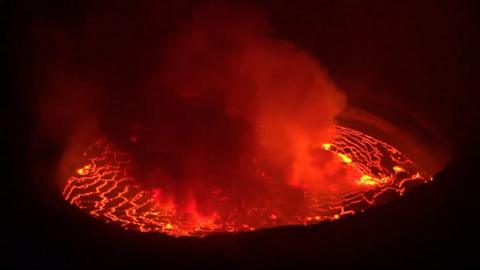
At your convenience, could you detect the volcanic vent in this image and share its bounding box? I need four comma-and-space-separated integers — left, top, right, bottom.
32, 4, 434, 237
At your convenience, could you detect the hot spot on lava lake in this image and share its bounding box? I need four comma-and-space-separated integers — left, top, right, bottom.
63, 125, 430, 237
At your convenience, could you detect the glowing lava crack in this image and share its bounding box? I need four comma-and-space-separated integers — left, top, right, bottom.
63, 126, 431, 237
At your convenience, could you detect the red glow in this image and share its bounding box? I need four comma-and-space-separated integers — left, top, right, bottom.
31, 3, 432, 237
63, 126, 430, 237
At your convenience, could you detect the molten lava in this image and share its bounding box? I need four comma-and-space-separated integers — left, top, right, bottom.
63, 125, 430, 237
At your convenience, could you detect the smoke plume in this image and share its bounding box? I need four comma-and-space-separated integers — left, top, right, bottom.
32, 2, 349, 217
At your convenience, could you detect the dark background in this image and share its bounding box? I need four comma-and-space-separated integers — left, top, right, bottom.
4, 0, 480, 268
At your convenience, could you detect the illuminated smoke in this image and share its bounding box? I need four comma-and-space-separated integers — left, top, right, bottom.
32, 3, 349, 218
132, 3, 347, 215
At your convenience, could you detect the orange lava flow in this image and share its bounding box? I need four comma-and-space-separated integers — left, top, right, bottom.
62, 126, 431, 237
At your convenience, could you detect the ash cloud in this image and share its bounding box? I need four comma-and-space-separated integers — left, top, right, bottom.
32, 2, 348, 216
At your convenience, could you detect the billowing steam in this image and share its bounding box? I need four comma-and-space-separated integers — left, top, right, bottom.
32, 3, 350, 218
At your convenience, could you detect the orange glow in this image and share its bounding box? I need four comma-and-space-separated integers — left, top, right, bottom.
357, 175, 389, 186
393, 166, 405, 172
63, 126, 430, 237
358, 175, 377, 186
76, 164, 91, 176
337, 153, 352, 164
322, 143, 331, 150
